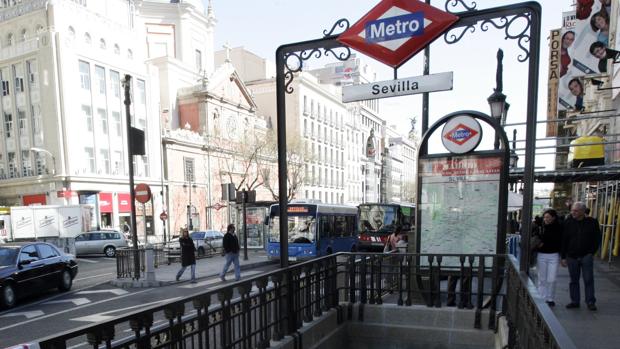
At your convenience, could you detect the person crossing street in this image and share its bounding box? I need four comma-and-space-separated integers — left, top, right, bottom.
220, 224, 241, 282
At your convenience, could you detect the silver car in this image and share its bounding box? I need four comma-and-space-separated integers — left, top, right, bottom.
74, 231, 128, 257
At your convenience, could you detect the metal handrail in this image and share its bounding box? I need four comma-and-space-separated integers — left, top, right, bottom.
36, 252, 576, 348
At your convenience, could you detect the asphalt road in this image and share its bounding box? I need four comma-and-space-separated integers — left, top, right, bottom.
0, 259, 277, 348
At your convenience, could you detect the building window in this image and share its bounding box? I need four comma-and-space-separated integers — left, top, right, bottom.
99, 38, 106, 50
142, 155, 149, 177
35, 152, 44, 175
79, 61, 90, 90
4, 112, 12, 138
84, 33, 91, 44
184, 157, 195, 182
17, 109, 26, 136
303, 95, 308, 114
8, 153, 16, 178
82, 105, 92, 132
27, 59, 38, 86
127, 49, 133, 59
114, 44, 120, 55
110, 70, 120, 98
7, 33, 13, 46
67, 26, 75, 39
98, 108, 108, 134
100, 149, 109, 174
84, 147, 95, 173
136, 79, 146, 105
303, 119, 307, 136
95, 66, 105, 95
12, 64, 24, 93
195, 49, 202, 71
21, 151, 31, 176
113, 151, 123, 175
112, 111, 121, 136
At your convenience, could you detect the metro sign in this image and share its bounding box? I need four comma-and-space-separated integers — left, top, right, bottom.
338, 0, 458, 67
444, 124, 478, 145
441, 115, 482, 154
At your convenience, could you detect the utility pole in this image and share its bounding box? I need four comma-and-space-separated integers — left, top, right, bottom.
123, 75, 140, 280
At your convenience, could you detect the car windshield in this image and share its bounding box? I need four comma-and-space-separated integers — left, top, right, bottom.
0, 247, 18, 266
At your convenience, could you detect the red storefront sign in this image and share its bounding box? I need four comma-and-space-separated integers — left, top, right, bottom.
57, 190, 75, 198
117, 193, 131, 213
23, 194, 47, 205
99, 192, 113, 213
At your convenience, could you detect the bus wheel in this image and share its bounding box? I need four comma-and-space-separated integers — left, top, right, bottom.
326, 248, 333, 255
350, 245, 358, 252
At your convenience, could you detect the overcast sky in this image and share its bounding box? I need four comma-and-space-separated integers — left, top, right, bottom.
208, 0, 570, 168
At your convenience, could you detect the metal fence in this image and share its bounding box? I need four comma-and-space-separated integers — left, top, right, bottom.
38, 252, 575, 348
116, 244, 167, 279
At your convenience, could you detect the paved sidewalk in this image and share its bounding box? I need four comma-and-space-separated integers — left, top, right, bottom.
537, 256, 620, 349
111, 249, 276, 288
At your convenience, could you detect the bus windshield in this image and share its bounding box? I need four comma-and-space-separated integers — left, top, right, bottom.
359, 205, 397, 233
269, 215, 316, 244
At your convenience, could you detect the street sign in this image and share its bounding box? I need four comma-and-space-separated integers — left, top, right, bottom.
441, 115, 482, 154
342, 71, 452, 102
213, 203, 226, 211
338, 0, 458, 67
134, 183, 152, 204
159, 211, 168, 221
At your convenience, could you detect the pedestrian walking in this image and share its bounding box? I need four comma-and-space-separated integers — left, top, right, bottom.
535, 209, 563, 307
561, 201, 602, 311
220, 224, 240, 282
176, 228, 197, 283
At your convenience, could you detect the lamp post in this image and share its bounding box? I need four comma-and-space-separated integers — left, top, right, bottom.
487, 49, 510, 150
30, 147, 56, 176
510, 129, 519, 169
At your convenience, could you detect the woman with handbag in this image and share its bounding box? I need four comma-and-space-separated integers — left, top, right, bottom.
175, 228, 197, 283
536, 209, 563, 306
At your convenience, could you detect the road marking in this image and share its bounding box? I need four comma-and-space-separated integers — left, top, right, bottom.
76, 289, 128, 296
0, 288, 152, 332
71, 298, 181, 323
76, 258, 98, 264
0, 310, 44, 319
179, 270, 265, 289
75, 273, 114, 282
43, 298, 91, 306
104, 258, 116, 261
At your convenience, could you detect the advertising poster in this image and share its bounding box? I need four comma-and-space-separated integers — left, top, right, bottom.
419, 156, 501, 264
547, 29, 561, 137
558, 1, 612, 111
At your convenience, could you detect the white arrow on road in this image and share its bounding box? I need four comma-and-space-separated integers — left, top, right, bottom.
71, 297, 181, 323
43, 298, 91, 306
0, 310, 44, 319
76, 289, 128, 296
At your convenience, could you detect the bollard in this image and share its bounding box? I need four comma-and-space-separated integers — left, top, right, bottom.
144, 245, 156, 282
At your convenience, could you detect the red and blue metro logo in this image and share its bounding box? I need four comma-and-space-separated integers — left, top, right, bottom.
443, 123, 479, 146
338, 0, 458, 67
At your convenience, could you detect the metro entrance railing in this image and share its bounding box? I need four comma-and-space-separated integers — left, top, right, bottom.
34, 252, 574, 349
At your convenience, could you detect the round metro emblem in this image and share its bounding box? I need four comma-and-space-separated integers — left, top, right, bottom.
441, 115, 482, 154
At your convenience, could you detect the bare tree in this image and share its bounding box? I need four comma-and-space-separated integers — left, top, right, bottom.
261, 130, 311, 202
401, 180, 417, 203
215, 130, 270, 193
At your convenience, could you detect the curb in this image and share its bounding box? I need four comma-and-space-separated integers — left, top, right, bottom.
110, 259, 277, 288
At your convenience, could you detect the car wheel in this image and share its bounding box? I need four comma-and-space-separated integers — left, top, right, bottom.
1, 283, 16, 309
197, 247, 205, 257
58, 270, 73, 291
104, 246, 116, 257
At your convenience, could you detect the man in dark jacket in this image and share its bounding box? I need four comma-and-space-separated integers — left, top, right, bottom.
220, 224, 240, 281
561, 201, 602, 310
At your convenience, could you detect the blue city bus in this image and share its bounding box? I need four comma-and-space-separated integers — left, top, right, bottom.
266, 202, 358, 261
357, 203, 416, 252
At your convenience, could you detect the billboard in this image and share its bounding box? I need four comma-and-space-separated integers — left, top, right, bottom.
547, 29, 561, 137
558, 1, 613, 112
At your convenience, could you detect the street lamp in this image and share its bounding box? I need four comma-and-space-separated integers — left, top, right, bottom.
488, 49, 510, 149
510, 129, 519, 169
30, 147, 56, 175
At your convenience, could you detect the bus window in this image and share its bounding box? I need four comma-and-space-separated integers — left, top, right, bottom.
334, 216, 346, 237
346, 216, 356, 237
319, 216, 333, 239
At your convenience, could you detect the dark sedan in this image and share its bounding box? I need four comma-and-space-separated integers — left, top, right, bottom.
0, 242, 78, 308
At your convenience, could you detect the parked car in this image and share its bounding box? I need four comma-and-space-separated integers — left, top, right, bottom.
74, 230, 128, 257
0, 242, 78, 308
164, 230, 224, 263
191, 230, 224, 256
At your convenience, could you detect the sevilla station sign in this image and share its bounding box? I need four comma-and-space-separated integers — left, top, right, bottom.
338, 0, 458, 67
